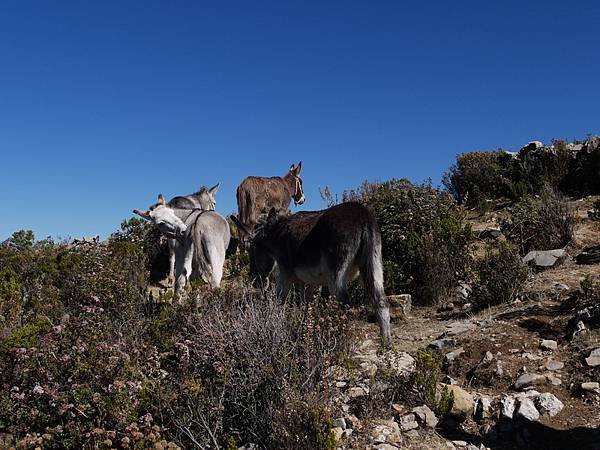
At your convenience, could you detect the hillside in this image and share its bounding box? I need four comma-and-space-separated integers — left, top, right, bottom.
1, 165, 600, 449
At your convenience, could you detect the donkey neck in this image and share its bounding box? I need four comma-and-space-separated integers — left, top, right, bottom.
282, 173, 298, 197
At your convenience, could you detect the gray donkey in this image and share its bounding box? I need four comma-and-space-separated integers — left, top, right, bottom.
134, 194, 230, 296
231, 201, 391, 342
236, 162, 305, 245
161, 183, 220, 284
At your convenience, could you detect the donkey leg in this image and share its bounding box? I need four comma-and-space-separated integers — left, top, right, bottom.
276, 273, 292, 302
167, 238, 176, 285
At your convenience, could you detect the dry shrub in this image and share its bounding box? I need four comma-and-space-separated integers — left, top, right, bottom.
470, 242, 529, 310
501, 186, 574, 254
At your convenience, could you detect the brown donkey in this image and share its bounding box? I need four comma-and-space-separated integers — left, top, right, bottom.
236, 162, 305, 243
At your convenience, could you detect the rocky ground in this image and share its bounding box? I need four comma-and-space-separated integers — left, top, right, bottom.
324, 198, 600, 450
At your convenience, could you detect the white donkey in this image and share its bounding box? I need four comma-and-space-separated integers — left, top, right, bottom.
134, 194, 230, 296
161, 183, 220, 285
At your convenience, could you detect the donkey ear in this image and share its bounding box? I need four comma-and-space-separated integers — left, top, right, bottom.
267, 207, 278, 223
295, 161, 302, 176
209, 182, 220, 195
133, 209, 151, 218
157, 194, 166, 206
289, 163, 296, 173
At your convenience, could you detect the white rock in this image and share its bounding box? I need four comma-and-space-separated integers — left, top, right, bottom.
585, 348, 600, 367
514, 398, 540, 421
411, 405, 439, 428
385, 351, 416, 377
581, 382, 600, 393
534, 393, 564, 417
500, 396, 516, 419
399, 413, 419, 432
545, 360, 564, 371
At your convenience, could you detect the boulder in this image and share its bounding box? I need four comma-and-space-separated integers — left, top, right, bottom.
523, 249, 566, 268
514, 373, 547, 391
540, 340, 557, 351
585, 348, 600, 367
581, 382, 600, 393
445, 384, 474, 420
385, 351, 416, 377
545, 360, 564, 371
429, 338, 457, 350
534, 393, 563, 417
398, 413, 419, 432
442, 321, 477, 337
333, 417, 347, 430
370, 420, 401, 444
411, 405, 439, 428
514, 398, 540, 422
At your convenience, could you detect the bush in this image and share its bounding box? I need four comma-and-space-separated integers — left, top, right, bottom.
443, 150, 515, 207
410, 349, 454, 417
344, 180, 472, 305
444, 136, 600, 207
501, 186, 575, 254
470, 242, 529, 310
0, 230, 352, 449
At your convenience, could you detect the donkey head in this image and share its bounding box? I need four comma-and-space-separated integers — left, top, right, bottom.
196, 182, 220, 210
288, 162, 305, 205
230, 211, 277, 289
133, 194, 188, 239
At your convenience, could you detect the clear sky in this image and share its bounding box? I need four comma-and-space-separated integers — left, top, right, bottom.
1, 1, 599, 240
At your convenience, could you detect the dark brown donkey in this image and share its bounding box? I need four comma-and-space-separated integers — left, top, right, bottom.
231, 202, 391, 343
236, 162, 305, 242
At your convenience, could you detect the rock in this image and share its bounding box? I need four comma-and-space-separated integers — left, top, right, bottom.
335, 381, 347, 388
445, 384, 474, 420
360, 361, 378, 377
370, 420, 401, 444
534, 393, 564, 417
391, 404, 405, 415
429, 338, 457, 350
514, 373, 547, 390
547, 375, 562, 386
333, 417, 346, 430
500, 396, 516, 419
405, 429, 419, 437
411, 405, 439, 428
523, 249, 566, 268
385, 351, 416, 377
585, 348, 600, 367
452, 441, 468, 447
331, 427, 344, 441
581, 382, 600, 393
474, 397, 492, 422
347, 386, 368, 398
342, 428, 353, 439
443, 321, 476, 337
540, 340, 558, 351
545, 360, 564, 371
399, 413, 419, 432
514, 398, 540, 422
445, 347, 465, 363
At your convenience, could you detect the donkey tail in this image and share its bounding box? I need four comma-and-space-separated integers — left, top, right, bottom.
195, 234, 224, 289
360, 223, 391, 343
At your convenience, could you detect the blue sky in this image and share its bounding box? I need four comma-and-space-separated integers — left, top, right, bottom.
1, 1, 599, 240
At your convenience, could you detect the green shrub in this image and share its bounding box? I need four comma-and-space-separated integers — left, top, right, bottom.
410, 348, 454, 417
470, 242, 529, 310
501, 186, 574, 254
344, 180, 472, 305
